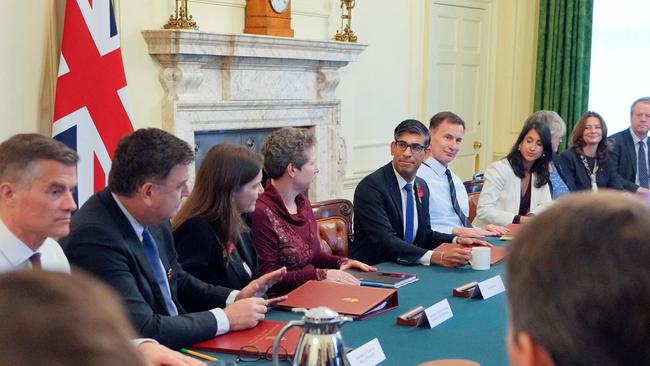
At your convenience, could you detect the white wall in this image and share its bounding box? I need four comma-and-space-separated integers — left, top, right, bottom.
0, 0, 539, 200
0, 1, 57, 137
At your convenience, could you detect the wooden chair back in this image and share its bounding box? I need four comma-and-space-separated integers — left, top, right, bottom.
311, 199, 353, 257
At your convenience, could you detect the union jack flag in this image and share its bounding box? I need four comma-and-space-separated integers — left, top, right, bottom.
53, 0, 133, 206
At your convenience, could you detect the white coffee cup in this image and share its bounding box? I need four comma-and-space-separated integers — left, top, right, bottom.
470, 247, 491, 270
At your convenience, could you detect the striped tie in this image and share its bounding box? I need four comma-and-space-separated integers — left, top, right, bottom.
446, 169, 471, 227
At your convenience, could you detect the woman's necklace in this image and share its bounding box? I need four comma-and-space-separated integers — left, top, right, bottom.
580, 154, 599, 192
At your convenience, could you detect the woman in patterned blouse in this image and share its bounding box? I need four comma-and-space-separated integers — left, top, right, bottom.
252, 127, 375, 294
534, 110, 575, 199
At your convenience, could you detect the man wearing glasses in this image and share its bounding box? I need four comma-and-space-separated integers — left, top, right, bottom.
350, 119, 486, 266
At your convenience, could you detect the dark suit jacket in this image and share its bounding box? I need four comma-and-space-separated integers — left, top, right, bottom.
559, 149, 623, 191
62, 188, 232, 349
609, 128, 647, 192
350, 162, 455, 265
174, 217, 258, 290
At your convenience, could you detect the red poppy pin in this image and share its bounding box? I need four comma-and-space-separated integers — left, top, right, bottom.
416, 184, 424, 204
167, 268, 173, 281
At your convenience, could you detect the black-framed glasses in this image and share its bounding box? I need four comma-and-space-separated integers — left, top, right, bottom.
235, 344, 292, 364
394, 140, 427, 153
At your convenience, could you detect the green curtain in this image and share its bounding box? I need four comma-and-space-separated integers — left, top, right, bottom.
534, 0, 594, 152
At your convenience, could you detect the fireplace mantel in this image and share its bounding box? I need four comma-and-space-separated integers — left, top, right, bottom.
142, 30, 366, 200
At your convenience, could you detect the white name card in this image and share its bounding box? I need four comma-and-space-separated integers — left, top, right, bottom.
347, 338, 386, 366
423, 298, 454, 328
471, 275, 506, 300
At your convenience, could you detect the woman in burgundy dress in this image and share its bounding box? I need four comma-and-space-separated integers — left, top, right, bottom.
252, 127, 375, 294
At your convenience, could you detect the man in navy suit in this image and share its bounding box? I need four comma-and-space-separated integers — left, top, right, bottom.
63, 128, 285, 349
350, 120, 487, 266
0, 133, 211, 365
609, 97, 650, 192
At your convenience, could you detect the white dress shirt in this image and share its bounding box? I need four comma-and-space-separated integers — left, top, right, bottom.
112, 194, 236, 336
392, 168, 433, 265
0, 218, 70, 274
417, 157, 470, 234
0, 216, 159, 347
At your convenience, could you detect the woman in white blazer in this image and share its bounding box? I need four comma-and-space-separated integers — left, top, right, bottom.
474, 119, 553, 227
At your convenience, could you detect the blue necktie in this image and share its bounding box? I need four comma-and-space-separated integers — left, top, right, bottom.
142, 228, 178, 316
638, 141, 649, 189
404, 183, 415, 244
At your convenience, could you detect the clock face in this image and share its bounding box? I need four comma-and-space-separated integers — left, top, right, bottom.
270, 0, 288, 13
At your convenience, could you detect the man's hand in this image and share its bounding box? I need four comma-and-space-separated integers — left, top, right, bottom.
236, 267, 286, 300
431, 247, 471, 267
224, 297, 268, 331
323, 269, 360, 285
452, 226, 497, 238
456, 237, 492, 247
339, 259, 377, 272
138, 342, 206, 366
484, 224, 509, 236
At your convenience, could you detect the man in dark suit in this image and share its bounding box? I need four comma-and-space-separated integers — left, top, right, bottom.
609, 97, 650, 192
350, 120, 487, 266
63, 128, 285, 349
0, 133, 214, 365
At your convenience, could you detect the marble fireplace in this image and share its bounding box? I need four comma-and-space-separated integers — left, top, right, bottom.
141, 30, 366, 201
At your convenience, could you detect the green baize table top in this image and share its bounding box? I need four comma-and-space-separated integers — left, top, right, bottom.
200, 238, 508, 366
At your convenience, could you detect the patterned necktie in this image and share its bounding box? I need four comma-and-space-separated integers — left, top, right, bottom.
638, 141, 649, 189
29, 252, 41, 270
404, 183, 415, 244
142, 228, 178, 316
445, 169, 471, 227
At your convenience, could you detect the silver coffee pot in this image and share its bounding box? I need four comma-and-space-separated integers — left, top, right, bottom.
272, 307, 353, 366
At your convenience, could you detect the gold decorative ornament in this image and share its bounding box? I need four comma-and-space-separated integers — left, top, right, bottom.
473, 141, 482, 173
341, 297, 359, 303
164, 0, 198, 30
333, 0, 357, 42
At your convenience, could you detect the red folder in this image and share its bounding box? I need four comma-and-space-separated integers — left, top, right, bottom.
505, 223, 521, 234
435, 243, 507, 265
190, 320, 301, 357
277, 280, 398, 319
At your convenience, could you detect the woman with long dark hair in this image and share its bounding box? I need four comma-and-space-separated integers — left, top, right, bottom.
173, 143, 264, 289
474, 119, 554, 226
560, 111, 623, 191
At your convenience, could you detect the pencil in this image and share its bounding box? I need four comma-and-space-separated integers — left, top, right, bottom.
180, 348, 219, 362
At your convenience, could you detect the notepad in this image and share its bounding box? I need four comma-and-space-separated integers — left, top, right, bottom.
345, 269, 419, 288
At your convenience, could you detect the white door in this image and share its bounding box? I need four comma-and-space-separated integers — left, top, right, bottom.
426, 1, 493, 181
